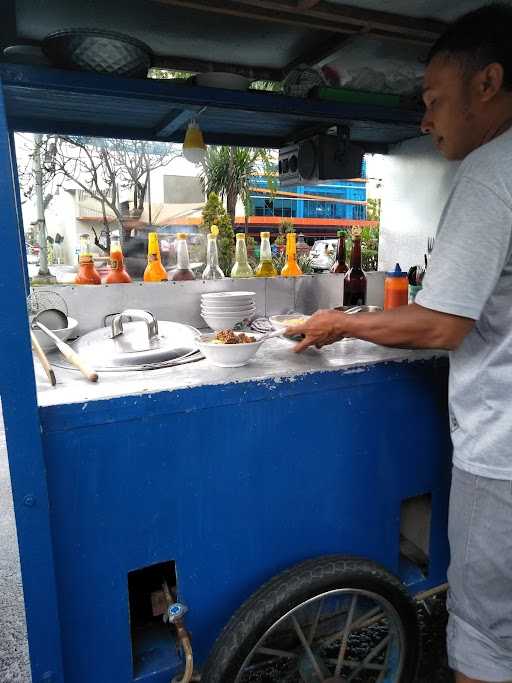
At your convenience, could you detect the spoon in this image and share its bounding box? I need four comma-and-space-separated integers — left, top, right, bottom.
34, 322, 98, 383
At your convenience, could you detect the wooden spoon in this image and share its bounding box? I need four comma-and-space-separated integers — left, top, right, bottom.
35, 322, 98, 383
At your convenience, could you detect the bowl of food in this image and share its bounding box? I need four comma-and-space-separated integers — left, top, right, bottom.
32, 317, 79, 351
198, 330, 263, 367
269, 313, 310, 332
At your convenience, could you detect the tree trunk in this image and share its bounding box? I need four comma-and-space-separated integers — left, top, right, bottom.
33, 134, 50, 276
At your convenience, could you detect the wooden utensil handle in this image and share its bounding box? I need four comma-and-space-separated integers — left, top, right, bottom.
54, 340, 99, 383
35, 322, 98, 383
30, 331, 56, 386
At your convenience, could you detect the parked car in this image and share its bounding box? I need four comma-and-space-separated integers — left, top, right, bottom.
310, 239, 337, 271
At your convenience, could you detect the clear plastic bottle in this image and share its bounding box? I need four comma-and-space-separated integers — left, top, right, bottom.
281, 233, 302, 277
75, 233, 101, 285
170, 233, 195, 281
202, 225, 224, 280
144, 232, 168, 282
231, 233, 254, 278
255, 231, 277, 277
384, 263, 408, 310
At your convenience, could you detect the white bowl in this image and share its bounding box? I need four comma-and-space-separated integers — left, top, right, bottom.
32, 317, 79, 351
200, 299, 255, 310
201, 305, 256, 315
198, 332, 263, 367
202, 291, 255, 302
202, 311, 256, 330
269, 313, 310, 331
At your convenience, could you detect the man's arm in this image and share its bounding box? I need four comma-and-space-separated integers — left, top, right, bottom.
288, 303, 475, 353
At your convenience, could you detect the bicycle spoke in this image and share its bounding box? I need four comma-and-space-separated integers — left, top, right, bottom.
325, 658, 387, 672
292, 615, 325, 681
308, 597, 324, 644
334, 594, 357, 676
347, 635, 390, 682
255, 646, 298, 660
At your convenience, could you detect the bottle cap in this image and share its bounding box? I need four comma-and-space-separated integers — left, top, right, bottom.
337, 230, 345, 237
386, 263, 406, 278
176, 232, 187, 240
261, 231, 270, 238
236, 233, 246, 239
210, 224, 219, 237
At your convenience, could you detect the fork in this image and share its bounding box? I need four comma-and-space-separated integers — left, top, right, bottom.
427, 236, 435, 256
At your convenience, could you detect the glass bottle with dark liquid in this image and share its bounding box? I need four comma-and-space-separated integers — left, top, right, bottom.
343, 233, 367, 306
330, 230, 348, 274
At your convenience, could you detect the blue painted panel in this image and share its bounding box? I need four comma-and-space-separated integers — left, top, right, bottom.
0, 63, 421, 146
0, 79, 65, 681
40, 359, 450, 682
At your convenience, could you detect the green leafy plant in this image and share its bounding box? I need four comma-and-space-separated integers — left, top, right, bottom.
199, 146, 276, 231
200, 192, 235, 275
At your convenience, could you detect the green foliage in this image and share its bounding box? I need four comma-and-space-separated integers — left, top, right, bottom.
278, 218, 295, 234
366, 198, 381, 222
200, 192, 235, 274
199, 146, 277, 227
345, 226, 379, 272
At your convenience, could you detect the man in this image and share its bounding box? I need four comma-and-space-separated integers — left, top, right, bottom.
287, 5, 512, 683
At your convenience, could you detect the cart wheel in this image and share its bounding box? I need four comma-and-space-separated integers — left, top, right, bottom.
202, 556, 419, 683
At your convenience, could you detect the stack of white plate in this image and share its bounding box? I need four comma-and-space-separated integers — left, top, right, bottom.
201, 291, 256, 330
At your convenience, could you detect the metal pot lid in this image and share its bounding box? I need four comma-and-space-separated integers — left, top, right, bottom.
74, 309, 200, 370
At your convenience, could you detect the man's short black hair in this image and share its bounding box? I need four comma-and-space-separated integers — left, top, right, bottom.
428, 3, 512, 90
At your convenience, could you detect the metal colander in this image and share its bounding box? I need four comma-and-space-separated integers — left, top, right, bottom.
27, 289, 68, 317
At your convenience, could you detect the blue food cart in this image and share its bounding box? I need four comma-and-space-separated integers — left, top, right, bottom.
0, 2, 454, 681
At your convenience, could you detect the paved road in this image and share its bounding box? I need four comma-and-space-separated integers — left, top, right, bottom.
0, 413, 31, 682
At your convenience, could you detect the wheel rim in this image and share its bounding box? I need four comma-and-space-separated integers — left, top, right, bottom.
234, 588, 406, 682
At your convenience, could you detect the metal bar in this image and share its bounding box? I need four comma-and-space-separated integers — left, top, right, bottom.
0, 64, 422, 125
414, 583, 448, 602
8, 131, 29, 295
155, 108, 200, 137
0, 78, 65, 681
152, 0, 365, 35
284, 34, 355, 73
153, 0, 445, 43
234, 0, 446, 40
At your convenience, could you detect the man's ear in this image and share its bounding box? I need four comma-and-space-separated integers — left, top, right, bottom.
477, 62, 504, 101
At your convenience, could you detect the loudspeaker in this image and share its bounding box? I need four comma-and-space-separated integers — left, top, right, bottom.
279, 133, 364, 186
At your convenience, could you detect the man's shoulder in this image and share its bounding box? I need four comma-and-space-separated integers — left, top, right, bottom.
460, 127, 512, 184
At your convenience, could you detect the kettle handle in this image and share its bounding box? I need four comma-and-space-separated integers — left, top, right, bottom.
111, 309, 159, 340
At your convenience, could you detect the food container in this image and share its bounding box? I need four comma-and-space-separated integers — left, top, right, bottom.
198, 332, 264, 367
269, 314, 310, 331
66, 310, 200, 371
32, 317, 79, 352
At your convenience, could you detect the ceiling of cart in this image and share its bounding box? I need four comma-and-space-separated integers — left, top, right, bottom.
0, 1, 509, 148
3, 0, 509, 79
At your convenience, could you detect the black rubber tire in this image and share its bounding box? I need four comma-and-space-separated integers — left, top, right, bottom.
202, 555, 420, 683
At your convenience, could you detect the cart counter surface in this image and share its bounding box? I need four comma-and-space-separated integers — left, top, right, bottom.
35, 337, 445, 409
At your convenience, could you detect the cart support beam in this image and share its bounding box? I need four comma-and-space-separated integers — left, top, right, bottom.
0, 79, 65, 682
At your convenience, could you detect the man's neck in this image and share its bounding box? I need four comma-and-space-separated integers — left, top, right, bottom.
480, 105, 512, 146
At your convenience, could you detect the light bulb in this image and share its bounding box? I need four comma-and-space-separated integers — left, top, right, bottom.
183, 119, 206, 164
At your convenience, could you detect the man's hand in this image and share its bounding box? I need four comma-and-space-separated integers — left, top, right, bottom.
285, 304, 475, 353
285, 309, 349, 352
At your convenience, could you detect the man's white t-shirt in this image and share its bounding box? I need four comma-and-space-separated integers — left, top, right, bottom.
416, 127, 512, 479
